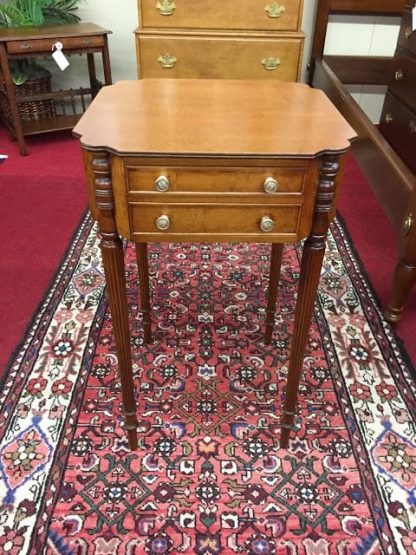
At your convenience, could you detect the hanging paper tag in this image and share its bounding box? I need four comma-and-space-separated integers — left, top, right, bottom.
52, 41, 70, 71
413, 6, 416, 32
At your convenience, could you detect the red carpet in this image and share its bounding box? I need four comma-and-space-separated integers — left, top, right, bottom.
0, 129, 415, 379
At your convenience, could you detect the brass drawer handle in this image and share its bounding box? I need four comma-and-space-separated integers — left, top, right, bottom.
155, 175, 170, 192
261, 57, 281, 71
264, 177, 279, 194
385, 112, 393, 124
409, 120, 416, 135
265, 2, 285, 18
81, 38, 92, 45
395, 69, 403, 81
405, 26, 412, 40
403, 213, 414, 235
158, 54, 177, 68
155, 215, 170, 231
260, 216, 275, 232
156, 0, 176, 15
20, 42, 32, 49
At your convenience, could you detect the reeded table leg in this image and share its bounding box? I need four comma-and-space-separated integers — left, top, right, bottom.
135, 243, 152, 343
92, 152, 138, 450
265, 243, 284, 344
281, 154, 341, 448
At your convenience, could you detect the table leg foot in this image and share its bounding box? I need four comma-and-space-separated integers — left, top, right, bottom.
384, 258, 416, 324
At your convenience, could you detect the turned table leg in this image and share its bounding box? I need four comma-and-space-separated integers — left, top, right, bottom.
135, 243, 152, 343
281, 154, 341, 448
384, 258, 416, 323
265, 243, 284, 344
92, 152, 137, 450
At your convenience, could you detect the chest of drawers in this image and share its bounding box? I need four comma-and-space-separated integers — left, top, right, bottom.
380, 3, 416, 174
135, 0, 305, 80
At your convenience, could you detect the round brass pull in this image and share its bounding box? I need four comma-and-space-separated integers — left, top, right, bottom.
261, 57, 281, 71
155, 175, 170, 192
260, 216, 275, 232
403, 213, 414, 235
395, 69, 403, 81
409, 120, 416, 135
265, 2, 285, 18
156, 0, 176, 15
155, 215, 170, 231
385, 112, 393, 124
264, 177, 279, 194
158, 54, 177, 69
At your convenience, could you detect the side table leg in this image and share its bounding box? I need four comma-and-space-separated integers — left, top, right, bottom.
87, 53, 99, 99
135, 243, 152, 343
265, 243, 283, 344
0, 43, 27, 156
281, 154, 341, 448
384, 258, 416, 323
92, 152, 138, 450
102, 35, 113, 85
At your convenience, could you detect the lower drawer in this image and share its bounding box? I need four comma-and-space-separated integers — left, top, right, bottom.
136, 33, 303, 80
7, 35, 104, 54
129, 202, 302, 242
380, 92, 416, 174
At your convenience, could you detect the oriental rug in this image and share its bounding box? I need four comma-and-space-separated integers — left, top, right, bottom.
0, 213, 415, 555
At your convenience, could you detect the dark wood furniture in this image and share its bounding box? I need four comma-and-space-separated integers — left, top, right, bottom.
0, 23, 112, 156
309, 0, 416, 323
74, 79, 355, 450
135, 0, 304, 80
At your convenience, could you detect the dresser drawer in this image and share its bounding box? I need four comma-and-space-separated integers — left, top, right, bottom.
397, 8, 416, 56
6, 35, 104, 54
380, 92, 416, 174
388, 50, 416, 111
136, 33, 303, 80
140, 0, 303, 32
129, 202, 302, 241
126, 166, 307, 194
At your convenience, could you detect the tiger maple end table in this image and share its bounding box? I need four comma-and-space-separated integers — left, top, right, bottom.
73, 79, 355, 450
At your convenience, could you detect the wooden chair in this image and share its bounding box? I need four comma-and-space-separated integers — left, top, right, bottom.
309, 0, 416, 323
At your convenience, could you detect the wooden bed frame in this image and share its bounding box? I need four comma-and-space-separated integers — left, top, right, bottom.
309, 0, 416, 323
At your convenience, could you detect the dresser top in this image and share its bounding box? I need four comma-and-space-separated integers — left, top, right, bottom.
74, 79, 356, 158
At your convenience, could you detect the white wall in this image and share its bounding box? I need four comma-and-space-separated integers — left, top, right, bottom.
45, 0, 400, 123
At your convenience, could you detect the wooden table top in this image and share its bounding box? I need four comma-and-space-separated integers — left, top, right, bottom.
74, 79, 356, 158
0, 23, 111, 42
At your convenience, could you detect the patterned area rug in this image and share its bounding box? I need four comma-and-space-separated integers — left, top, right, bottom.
1, 214, 415, 555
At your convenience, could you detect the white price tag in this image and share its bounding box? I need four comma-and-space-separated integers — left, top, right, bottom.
52, 41, 70, 71
413, 6, 416, 32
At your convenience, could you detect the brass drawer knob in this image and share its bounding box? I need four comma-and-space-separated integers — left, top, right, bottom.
156, 0, 176, 15
155, 175, 170, 191
158, 54, 177, 69
265, 2, 285, 18
264, 176, 279, 194
260, 216, 275, 232
385, 112, 393, 124
261, 56, 281, 71
409, 120, 416, 135
395, 69, 403, 81
155, 215, 170, 231
403, 213, 414, 235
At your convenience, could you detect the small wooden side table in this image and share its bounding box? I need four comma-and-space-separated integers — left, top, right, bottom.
0, 23, 112, 156
74, 79, 355, 450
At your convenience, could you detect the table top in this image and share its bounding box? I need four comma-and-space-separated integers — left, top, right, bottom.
74, 79, 356, 158
0, 23, 111, 42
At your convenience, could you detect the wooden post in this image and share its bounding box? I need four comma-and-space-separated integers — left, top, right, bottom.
265, 243, 284, 344
281, 153, 341, 448
135, 243, 152, 343
91, 151, 137, 450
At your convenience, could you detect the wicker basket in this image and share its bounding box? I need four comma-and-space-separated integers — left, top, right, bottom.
0, 67, 56, 121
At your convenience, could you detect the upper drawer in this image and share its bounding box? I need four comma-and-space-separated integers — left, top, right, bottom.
397, 8, 416, 56
126, 166, 307, 195
388, 50, 416, 111
139, 0, 303, 32
136, 33, 303, 80
7, 35, 104, 54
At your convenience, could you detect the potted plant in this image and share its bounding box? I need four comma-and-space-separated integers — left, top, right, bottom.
0, 0, 81, 120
